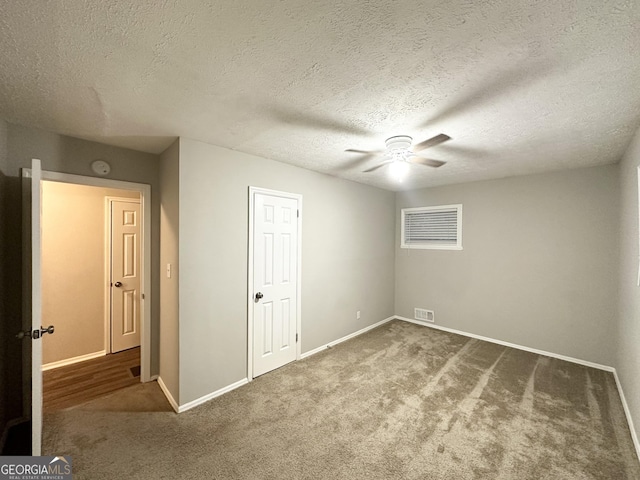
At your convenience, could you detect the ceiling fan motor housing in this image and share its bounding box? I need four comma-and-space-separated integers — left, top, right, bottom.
385, 135, 413, 162
385, 135, 413, 152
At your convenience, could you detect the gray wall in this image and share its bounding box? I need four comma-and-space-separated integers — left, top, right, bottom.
159, 140, 180, 404
177, 138, 395, 404
617, 126, 640, 444
395, 165, 619, 366
0, 122, 161, 426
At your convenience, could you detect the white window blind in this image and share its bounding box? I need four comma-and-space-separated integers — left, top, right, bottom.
401, 204, 463, 250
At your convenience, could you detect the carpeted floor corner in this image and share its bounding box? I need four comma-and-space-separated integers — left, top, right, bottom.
43, 320, 640, 479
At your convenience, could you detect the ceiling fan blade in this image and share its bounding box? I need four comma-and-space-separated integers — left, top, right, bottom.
413, 134, 451, 152
363, 160, 393, 173
408, 157, 446, 168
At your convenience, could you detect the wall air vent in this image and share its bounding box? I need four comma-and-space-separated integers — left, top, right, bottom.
415, 308, 434, 323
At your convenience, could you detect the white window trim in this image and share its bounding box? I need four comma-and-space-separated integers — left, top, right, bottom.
401, 204, 463, 250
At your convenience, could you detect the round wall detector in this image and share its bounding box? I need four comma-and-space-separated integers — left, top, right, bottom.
91, 159, 111, 176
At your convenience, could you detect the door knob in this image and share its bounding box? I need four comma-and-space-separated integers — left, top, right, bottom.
16, 325, 54, 340
16, 330, 33, 339
41, 325, 55, 335
114, 282, 123, 287
255, 292, 263, 302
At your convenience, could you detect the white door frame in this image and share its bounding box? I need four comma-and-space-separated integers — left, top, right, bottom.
22, 160, 42, 455
247, 186, 302, 381
105, 196, 142, 354
38, 170, 152, 382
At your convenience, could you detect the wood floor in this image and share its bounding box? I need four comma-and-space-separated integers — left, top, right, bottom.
43, 347, 141, 412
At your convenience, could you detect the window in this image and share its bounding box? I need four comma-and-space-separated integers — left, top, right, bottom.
401, 204, 463, 250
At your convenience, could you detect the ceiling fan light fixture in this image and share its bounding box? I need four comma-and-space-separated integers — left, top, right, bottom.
385, 136, 414, 170
388, 159, 410, 182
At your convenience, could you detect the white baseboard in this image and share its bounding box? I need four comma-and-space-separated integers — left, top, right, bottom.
160, 316, 393, 414
395, 316, 615, 372
300, 315, 395, 360
149, 374, 159, 381
42, 350, 106, 371
612, 370, 640, 460
157, 376, 179, 413
396, 316, 640, 457
178, 378, 248, 413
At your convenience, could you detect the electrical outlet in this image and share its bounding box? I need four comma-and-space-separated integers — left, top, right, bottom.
356, 310, 361, 320
415, 308, 434, 323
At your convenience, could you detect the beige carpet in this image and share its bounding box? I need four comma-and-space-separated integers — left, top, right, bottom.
43, 320, 640, 479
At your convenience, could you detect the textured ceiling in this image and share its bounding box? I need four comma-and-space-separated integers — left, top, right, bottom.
1, 1, 639, 191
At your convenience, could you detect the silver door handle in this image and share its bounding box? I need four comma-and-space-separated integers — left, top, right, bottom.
16, 330, 33, 339
16, 325, 54, 340
255, 292, 263, 302
41, 325, 55, 335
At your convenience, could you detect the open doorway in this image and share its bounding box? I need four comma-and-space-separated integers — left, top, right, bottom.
39, 175, 151, 412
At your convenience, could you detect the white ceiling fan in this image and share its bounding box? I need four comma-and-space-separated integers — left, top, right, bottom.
346, 133, 451, 180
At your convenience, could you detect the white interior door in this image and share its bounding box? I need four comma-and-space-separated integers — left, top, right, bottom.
110, 200, 141, 353
23, 159, 43, 455
252, 192, 299, 377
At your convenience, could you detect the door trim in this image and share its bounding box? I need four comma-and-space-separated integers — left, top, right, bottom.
22, 160, 42, 455
247, 187, 302, 381
35, 170, 152, 383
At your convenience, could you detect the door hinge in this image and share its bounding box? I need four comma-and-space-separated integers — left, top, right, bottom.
297, 209, 299, 218
142, 293, 145, 300
296, 333, 298, 342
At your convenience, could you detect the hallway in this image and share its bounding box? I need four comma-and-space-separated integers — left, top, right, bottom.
43, 347, 141, 412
